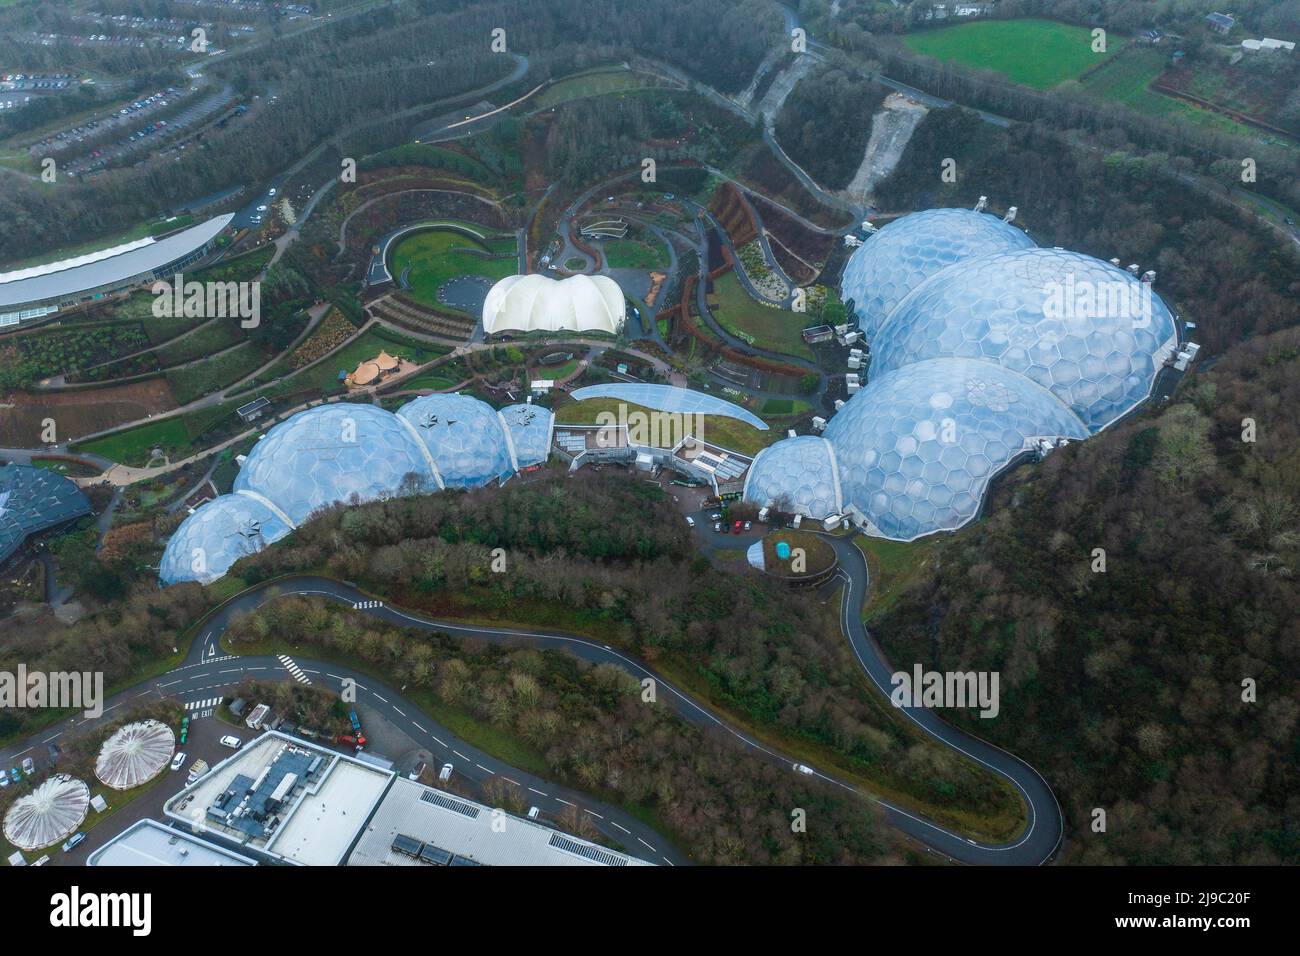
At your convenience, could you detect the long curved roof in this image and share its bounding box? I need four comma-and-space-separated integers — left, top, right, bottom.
482, 273, 625, 334
0, 215, 233, 309
872, 248, 1178, 432
840, 208, 1034, 339
234, 403, 438, 525
569, 383, 769, 430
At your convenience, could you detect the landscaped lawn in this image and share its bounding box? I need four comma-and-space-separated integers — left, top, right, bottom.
389, 227, 517, 309
533, 68, 668, 110
166, 340, 267, 403
154, 320, 245, 368
902, 18, 1122, 89
603, 236, 669, 269
554, 396, 779, 456
73, 416, 193, 466
709, 269, 814, 361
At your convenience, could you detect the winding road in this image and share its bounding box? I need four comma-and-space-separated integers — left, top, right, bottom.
1, 525, 1063, 866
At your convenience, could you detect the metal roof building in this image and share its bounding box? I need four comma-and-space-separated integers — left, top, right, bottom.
0, 462, 92, 566
0, 215, 233, 324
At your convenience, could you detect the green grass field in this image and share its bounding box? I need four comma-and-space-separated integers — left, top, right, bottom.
73, 416, 193, 466
1081, 49, 1272, 139
554, 396, 777, 456
389, 227, 517, 309
533, 68, 669, 110
903, 18, 1122, 89
603, 236, 669, 269
709, 270, 814, 361
166, 341, 266, 404
154, 320, 245, 368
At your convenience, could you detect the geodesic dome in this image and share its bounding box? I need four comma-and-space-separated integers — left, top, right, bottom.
744, 436, 841, 518
3, 774, 90, 850
823, 358, 1088, 540
234, 403, 438, 525
159, 491, 293, 585
397, 393, 515, 487
95, 719, 176, 790
841, 208, 1034, 339
871, 248, 1179, 432
499, 403, 554, 469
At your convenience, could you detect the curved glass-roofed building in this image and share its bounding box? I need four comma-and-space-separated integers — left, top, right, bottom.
744, 436, 841, 518
745, 208, 1180, 540
824, 359, 1088, 540
397, 393, 514, 487
499, 403, 554, 468
840, 208, 1034, 339
162, 392, 550, 585
159, 492, 293, 585
872, 248, 1178, 432
235, 404, 437, 526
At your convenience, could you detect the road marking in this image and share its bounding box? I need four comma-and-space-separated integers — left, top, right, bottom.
277, 654, 312, 685
528, 787, 547, 797
555, 797, 575, 807
452, 750, 469, 761
637, 838, 656, 852
502, 777, 520, 787
582, 809, 603, 819
475, 763, 492, 773
610, 822, 629, 834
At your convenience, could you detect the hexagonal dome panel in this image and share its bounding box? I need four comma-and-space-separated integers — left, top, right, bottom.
498, 403, 554, 469
840, 208, 1035, 339
743, 436, 841, 517
235, 403, 437, 525
872, 248, 1178, 432
159, 491, 294, 585
822, 358, 1088, 540
396, 393, 514, 487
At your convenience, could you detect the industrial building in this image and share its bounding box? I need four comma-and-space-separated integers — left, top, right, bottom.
0, 215, 233, 326
88, 820, 258, 866
161, 731, 651, 867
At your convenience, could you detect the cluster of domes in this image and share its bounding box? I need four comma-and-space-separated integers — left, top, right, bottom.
160, 394, 554, 585
746, 208, 1180, 540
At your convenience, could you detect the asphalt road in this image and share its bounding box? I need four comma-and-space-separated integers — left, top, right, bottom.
3, 525, 1063, 866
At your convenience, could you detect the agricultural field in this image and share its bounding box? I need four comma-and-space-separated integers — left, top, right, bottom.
708, 270, 814, 361
1081, 49, 1268, 139
902, 18, 1122, 89
0, 322, 151, 389
389, 227, 518, 309
0, 378, 177, 446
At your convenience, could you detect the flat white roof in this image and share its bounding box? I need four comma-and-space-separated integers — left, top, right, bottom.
348, 776, 653, 867
163, 730, 391, 866
0, 215, 233, 308
87, 819, 257, 866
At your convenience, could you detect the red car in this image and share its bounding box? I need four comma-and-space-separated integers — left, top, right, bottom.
733, 520, 743, 533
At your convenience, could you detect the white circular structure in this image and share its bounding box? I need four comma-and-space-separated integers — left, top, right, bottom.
482, 273, 625, 335
3, 774, 90, 850
95, 719, 177, 790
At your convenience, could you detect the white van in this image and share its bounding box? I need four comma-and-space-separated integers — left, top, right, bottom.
438, 763, 453, 782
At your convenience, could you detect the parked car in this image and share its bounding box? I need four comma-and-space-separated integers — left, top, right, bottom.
713, 521, 721, 532
733, 520, 743, 533
170, 752, 187, 771
527, 806, 541, 820
709, 512, 721, 521
62, 832, 85, 852
21, 757, 34, 776
743, 520, 752, 531
218, 735, 242, 749
439, 763, 453, 782
685, 516, 695, 527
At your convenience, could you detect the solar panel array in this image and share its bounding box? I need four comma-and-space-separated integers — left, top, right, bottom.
418, 789, 480, 819
548, 832, 629, 866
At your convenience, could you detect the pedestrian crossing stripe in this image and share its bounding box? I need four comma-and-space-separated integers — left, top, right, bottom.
277, 654, 312, 685
186, 697, 220, 710
353, 599, 383, 610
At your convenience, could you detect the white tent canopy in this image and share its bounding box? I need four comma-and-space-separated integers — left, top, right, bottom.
3, 774, 90, 850
95, 719, 177, 790
482, 273, 625, 335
